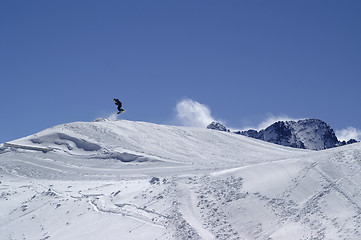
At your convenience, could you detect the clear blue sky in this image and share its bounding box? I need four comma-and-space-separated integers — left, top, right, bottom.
1, 0, 361, 143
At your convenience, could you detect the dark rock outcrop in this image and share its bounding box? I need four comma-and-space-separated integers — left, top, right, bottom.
207, 122, 229, 132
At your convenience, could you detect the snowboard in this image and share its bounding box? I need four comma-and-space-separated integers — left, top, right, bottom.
117, 109, 126, 114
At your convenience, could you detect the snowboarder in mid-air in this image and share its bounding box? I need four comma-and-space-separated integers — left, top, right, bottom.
114, 98, 125, 114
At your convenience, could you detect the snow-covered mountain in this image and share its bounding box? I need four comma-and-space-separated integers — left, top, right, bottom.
208, 119, 357, 151
1, 119, 361, 239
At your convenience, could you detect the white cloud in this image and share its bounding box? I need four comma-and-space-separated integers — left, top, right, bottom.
254, 114, 299, 130
336, 127, 361, 141
175, 98, 215, 127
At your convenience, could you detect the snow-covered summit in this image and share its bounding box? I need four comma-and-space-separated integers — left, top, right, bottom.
5, 119, 307, 168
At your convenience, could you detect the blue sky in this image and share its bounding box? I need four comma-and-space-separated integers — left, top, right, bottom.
1, 0, 361, 143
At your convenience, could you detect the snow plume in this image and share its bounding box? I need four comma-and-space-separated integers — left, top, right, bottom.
93, 113, 118, 122
107, 113, 118, 121
255, 114, 298, 130
175, 98, 215, 127
336, 127, 361, 141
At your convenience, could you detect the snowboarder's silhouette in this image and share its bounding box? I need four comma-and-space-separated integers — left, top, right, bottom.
114, 98, 125, 114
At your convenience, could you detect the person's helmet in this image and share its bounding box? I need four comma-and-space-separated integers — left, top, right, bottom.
114, 98, 117, 101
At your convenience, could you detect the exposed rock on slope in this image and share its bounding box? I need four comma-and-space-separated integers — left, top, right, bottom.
207, 122, 229, 132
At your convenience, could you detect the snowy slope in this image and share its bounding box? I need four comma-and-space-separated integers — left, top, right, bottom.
1, 120, 361, 240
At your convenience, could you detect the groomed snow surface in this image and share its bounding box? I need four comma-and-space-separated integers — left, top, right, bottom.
1, 120, 360, 240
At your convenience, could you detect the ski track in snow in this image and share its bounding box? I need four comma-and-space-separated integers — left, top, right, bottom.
1, 120, 361, 239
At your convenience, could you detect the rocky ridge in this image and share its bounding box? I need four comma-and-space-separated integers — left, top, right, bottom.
207, 119, 358, 150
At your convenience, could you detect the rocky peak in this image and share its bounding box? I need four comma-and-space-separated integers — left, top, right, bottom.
210, 119, 358, 151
